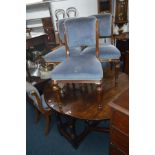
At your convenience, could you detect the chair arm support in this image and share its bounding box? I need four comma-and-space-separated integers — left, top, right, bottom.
31, 91, 47, 113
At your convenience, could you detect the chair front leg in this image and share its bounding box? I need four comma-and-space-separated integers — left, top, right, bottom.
114, 59, 120, 87
45, 114, 51, 136
110, 61, 113, 70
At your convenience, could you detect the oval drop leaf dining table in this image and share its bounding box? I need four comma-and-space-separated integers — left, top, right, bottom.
44, 70, 129, 148
44, 70, 129, 121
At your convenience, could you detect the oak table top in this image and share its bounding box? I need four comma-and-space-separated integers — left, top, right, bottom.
44, 71, 129, 121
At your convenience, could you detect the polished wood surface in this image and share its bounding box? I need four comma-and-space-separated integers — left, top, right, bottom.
44, 71, 129, 121
109, 88, 129, 155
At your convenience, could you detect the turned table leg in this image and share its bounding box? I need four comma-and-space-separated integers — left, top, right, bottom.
52, 80, 62, 112
96, 83, 103, 110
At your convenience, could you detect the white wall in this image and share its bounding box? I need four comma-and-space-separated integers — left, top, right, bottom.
49, 0, 98, 30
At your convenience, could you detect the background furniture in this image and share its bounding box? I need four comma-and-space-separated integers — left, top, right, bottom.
66, 7, 78, 17
109, 88, 129, 154
49, 0, 98, 31
26, 32, 49, 51
26, 1, 56, 49
42, 17, 56, 46
114, 32, 129, 74
26, 17, 56, 49
98, 0, 112, 13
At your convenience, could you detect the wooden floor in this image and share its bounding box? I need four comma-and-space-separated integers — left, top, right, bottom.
44, 70, 129, 121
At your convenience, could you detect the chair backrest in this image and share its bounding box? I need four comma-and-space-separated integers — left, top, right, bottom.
66, 7, 77, 17
57, 18, 66, 44
55, 9, 65, 21
93, 13, 112, 38
64, 17, 99, 57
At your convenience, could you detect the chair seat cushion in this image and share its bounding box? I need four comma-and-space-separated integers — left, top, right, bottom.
43, 46, 81, 63
81, 45, 121, 59
50, 55, 103, 81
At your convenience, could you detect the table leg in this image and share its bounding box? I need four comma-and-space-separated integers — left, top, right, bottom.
56, 113, 110, 149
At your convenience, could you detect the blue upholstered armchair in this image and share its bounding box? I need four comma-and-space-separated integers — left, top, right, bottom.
50, 17, 103, 109
26, 81, 52, 135
43, 18, 81, 65
81, 13, 121, 86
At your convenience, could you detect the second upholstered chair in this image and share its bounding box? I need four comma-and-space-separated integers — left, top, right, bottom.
50, 17, 103, 109
81, 13, 121, 86
43, 18, 81, 65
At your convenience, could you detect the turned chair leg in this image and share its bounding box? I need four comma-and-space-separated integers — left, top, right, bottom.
34, 108, 40, 123
45, 114, 51, 136
110, 61, 113, 70
114, 59, 120, 87
96, 83, 103, 110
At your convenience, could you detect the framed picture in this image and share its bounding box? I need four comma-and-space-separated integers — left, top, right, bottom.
115, 0, 128, 23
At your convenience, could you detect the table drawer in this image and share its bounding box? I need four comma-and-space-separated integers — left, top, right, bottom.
111, 110, 129, 134
110, 127, 129, 154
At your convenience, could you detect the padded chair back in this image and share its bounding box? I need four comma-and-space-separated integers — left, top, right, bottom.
64, 17, 97, 49
93, 13, 112, 37
57, 18, 66, 43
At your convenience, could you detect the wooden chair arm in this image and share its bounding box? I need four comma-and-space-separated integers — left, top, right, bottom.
31, 91, 47, 114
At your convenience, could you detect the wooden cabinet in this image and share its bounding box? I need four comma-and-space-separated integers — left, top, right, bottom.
109, 88, 129, 155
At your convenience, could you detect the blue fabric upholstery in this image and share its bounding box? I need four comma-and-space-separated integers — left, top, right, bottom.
58, 18, 66, 42
43, 46, 81, 63
81, 45, 121, 59
51, 55, 103, 81
26, 82, 49, 110
64, 17, 97, 48
93, 13, 112, 37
